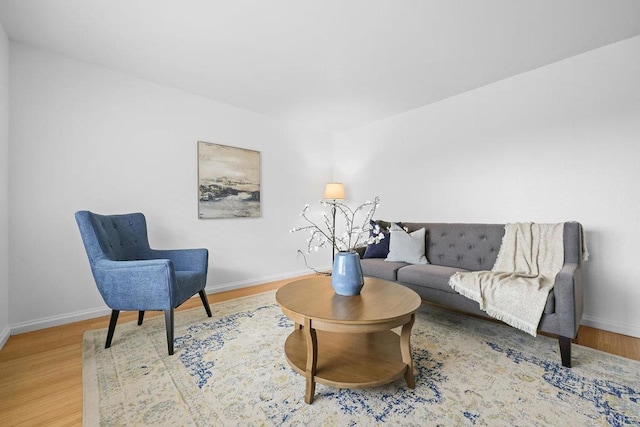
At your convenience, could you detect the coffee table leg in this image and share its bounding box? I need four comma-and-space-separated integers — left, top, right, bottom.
400, 314, 416, 389
304, 318, 318, 404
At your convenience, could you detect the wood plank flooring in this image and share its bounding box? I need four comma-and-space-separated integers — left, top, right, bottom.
0, 276, 638, 426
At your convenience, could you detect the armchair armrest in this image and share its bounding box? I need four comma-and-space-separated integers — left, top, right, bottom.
147, 248, 208, 273
92, 258, 176, 310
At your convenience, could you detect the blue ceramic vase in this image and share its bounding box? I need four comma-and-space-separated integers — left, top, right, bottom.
331, 251, 364, 296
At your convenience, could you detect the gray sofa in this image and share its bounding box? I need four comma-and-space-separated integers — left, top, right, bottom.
357, 221, 585, 368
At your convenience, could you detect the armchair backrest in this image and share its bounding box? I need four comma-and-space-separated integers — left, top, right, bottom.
75, 211, 152, 265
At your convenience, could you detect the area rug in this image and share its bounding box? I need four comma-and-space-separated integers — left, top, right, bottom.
83, 291, 640, 426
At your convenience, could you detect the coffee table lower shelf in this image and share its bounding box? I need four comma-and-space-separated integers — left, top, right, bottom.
284, 329, 409, 390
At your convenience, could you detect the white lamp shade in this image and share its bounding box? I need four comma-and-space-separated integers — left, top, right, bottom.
324, 182, 345, 200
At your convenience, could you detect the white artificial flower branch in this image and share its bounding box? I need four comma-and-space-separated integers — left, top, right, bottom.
290, 196, 383, 254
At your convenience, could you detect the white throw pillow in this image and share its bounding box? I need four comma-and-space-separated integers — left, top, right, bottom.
385, 223, 428, 264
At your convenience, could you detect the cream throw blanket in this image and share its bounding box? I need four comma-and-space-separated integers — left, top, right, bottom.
448, 222, 565, 337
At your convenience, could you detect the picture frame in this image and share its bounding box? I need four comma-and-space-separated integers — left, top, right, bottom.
197, 141, 261, 219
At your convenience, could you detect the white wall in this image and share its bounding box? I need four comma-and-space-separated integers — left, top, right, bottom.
0, 22, 10, 347
8, 43, 332, 332
334, 35, 640, 338
5, 36, 640, 340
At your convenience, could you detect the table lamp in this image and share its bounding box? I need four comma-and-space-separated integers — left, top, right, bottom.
324, 182, 345, 265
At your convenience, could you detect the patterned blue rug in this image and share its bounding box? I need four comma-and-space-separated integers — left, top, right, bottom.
83, 291, 640, 426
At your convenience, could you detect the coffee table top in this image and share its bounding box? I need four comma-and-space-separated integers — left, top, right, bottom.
276, 276, 421, 325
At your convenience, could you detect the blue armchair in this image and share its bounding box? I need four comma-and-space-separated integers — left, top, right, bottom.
75, 211, 211, 355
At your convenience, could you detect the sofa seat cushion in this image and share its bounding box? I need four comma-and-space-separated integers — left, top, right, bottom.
361, 259, 408, 281
544, 289, 555, 314
395, 264, 556, 314
397, 264, 469, 294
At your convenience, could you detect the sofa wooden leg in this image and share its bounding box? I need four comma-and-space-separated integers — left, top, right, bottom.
137, 311, 145, 325
165, 309, 174, 355
199, 290, 212, 317
559, 336, 572, 368
105, 310, 119, 349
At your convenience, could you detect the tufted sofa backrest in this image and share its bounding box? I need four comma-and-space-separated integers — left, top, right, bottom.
399, 222, 583, 271
75, 211, 152, 264
402, 223, 505, 271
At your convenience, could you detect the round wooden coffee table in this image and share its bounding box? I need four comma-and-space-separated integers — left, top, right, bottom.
275, 276, 422, 404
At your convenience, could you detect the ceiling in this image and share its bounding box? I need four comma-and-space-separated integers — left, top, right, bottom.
1, 0, 640, 133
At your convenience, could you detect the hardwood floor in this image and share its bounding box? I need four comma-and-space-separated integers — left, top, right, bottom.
0, 278, 288, 427
0, 276, 638, 426
575, 324, 640, 361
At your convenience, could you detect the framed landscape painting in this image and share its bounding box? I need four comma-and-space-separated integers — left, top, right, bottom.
198, 141, 261, 219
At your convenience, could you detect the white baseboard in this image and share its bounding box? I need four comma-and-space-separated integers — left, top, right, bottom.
10, 306, 112, 335
204, 269, 316, 294
0, 325, 10, 350
8, 269, 317, 336
581, 314, 640, 339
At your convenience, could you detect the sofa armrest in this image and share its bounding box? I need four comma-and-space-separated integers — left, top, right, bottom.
552, 262, 583, 338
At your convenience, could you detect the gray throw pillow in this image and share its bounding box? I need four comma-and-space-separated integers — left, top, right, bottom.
385, 223, 428, 264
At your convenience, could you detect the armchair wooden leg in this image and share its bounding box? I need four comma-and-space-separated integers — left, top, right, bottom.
137, 311, 145, 325
199, 290, 212, 317
165, 309, 174, 355
105, 310, 119, 349
559, 336, 572, 368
